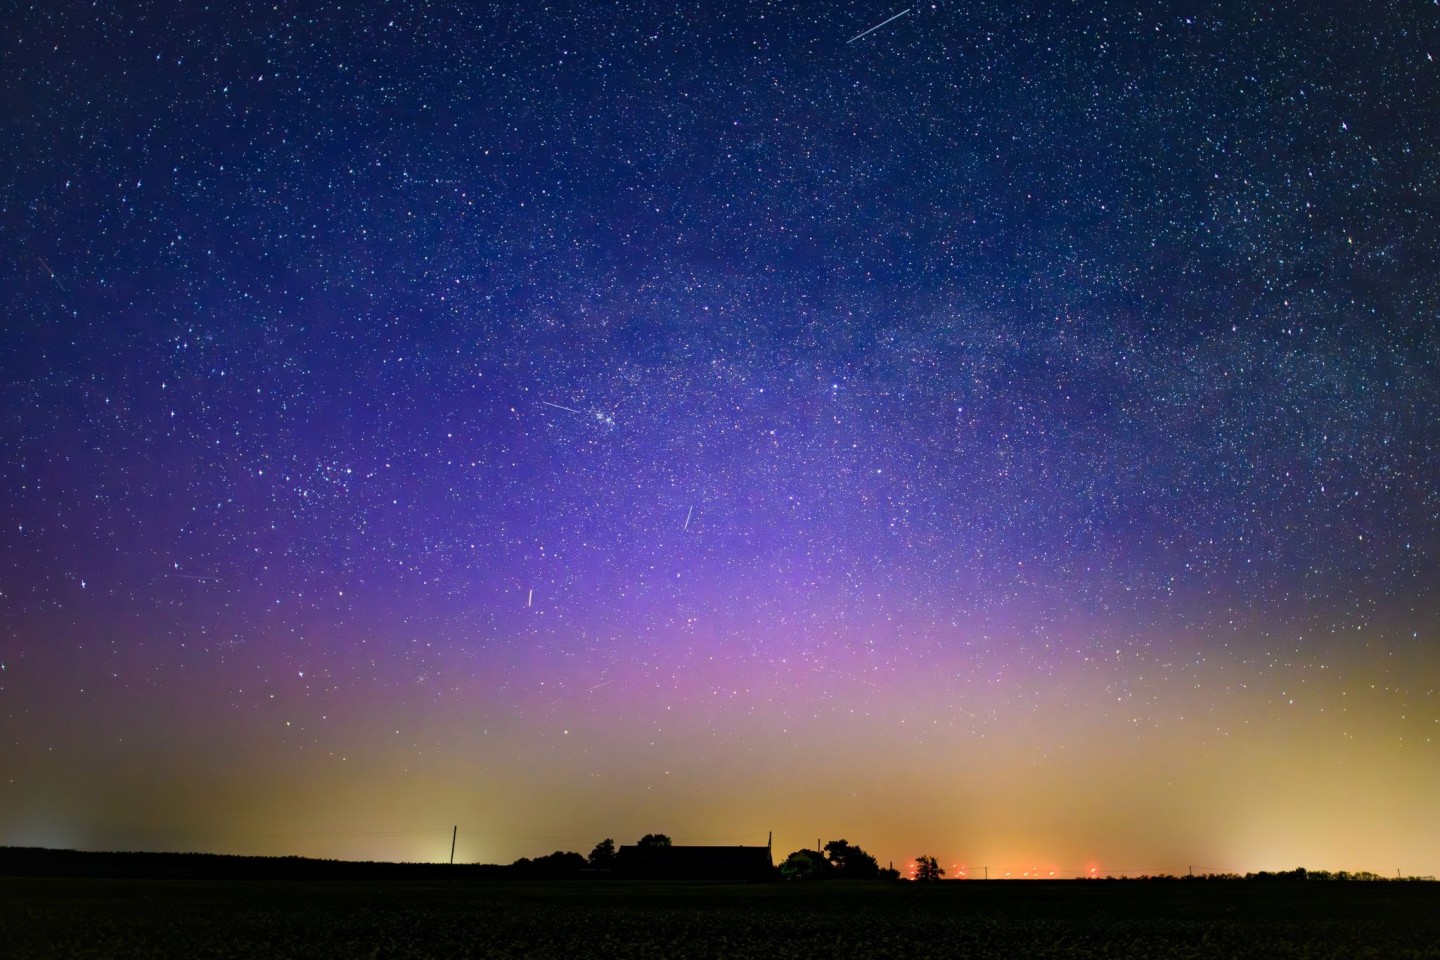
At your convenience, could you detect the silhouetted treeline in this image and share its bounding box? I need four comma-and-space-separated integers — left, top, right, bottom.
508, 850, 588, 878
1089, 868, 1435, 882
0, 846, 520, 880
7, 846, 1431, 883
1245, 868, 1434, 882
779, 840, 899, 881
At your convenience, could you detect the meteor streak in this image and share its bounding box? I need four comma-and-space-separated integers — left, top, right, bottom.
847, 8, 911, 44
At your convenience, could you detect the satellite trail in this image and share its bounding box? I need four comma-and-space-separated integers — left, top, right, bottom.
847, 8, 911, 44
39, 257, 69, 292
541, 400, 583, 415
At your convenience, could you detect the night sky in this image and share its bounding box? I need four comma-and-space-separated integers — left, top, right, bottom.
3, 1, 1438, 876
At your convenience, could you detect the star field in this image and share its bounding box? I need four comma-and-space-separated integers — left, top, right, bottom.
2, 1, 1438, 872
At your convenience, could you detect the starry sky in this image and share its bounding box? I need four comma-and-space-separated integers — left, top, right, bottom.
3, 1, 1438, 876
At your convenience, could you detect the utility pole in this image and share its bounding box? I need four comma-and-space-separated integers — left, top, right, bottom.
984, 866, 988, 880
450, 825, 457, 865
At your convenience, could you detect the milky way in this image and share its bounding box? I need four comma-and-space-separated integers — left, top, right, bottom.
3, 2, 1437, 874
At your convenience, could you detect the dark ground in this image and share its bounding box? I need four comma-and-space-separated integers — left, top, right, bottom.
4, 876, 1439, 959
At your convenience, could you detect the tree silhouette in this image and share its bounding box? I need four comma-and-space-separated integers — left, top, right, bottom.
823, 839, 880, 879
588, 838, 615, 868
913, 855, 944, 882
636, 833, 672, 848
779, 848, 828, 880
510, 850, 586, 877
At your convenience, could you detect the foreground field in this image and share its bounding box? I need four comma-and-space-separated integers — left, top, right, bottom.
4, 877, 1438, 959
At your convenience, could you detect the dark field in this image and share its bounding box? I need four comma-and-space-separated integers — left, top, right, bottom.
5, 877, 1439, 959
